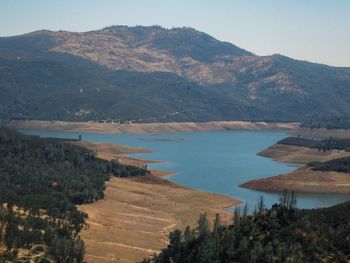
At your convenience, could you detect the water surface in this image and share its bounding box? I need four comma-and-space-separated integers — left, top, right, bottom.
22, 129, 350, 211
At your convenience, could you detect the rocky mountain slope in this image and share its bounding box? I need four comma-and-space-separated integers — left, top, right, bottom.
1, 25, 350, 122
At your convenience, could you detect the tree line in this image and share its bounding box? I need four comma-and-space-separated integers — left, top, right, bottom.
142, 191, 350, 263
301, 116, 350, 130
278, 136, 350, 152
0, 127, 148, 262
309, 156, 350, 173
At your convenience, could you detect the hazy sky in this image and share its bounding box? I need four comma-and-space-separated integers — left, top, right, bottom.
1, 0, 349, 67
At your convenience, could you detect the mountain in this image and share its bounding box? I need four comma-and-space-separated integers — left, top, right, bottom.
1, 25, 350, 122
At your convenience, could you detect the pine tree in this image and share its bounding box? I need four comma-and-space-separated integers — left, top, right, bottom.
183, 226, 193, 246
198, 213, 210, 239
213, 213, 222, 236
168, 229, 182, 255
256, 195, 265, 214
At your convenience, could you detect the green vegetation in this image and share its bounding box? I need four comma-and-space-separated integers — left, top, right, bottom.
278, 136, 350, 151
1, 26, 350, 123
310, 156, 350, 173
301, 116, 350, 130
0, 127, 148, 262
278, 136, 350, 173
142, 192, 350, 263
0, 49, 211, 123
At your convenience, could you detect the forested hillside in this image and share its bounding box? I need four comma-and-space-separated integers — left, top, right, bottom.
1, 26, 350, 122
0, 127, 147, 262
310, 156, 350, 173
301, 116, 350, 130
277, 136, 350, 151
143, 192, 350, 263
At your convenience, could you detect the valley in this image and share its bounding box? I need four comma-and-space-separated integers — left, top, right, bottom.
1, 18, 350, 262
3, 125, 350, 262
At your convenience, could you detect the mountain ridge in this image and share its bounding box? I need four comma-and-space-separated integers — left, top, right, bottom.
1, 25, 350, 122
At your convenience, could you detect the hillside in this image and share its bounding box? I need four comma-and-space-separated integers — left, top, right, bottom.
1, 26, 350, 122
0, 127, 147, 262
142, 194, 350, 263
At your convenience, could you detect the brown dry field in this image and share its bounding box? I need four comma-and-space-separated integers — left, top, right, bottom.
75, 141, 241, 263
241, 166, 350, 194
79, 176, 239, 263
242, 144, 350, 194
10, 120, 299, 134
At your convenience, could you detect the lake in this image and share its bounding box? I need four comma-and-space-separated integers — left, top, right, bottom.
22, 129, 350, 211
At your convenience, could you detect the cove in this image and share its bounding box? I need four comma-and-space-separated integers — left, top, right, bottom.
22, 129, 350, 211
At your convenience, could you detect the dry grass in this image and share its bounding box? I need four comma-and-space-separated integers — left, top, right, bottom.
241, 166, 350, 194
242, 144, 350, 194
73, 141, 173, 177
74, 141, 151, 155
79, 176, 239, 263
74, 140, 241, 263
73, 141, 155, 165
258, 144, 350, 164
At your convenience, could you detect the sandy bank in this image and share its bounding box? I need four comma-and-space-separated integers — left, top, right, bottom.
10, 120, 299, 134
76, 140, 241, 263
242, 144, 350, 194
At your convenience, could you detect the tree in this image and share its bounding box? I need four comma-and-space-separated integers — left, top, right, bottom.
256, 195, 266, 214
4, 212, 18, 250
279, 190, 297, 210
183, 226, 193, 246
213, 213, 222, 236
168, 229, 182, 257
197, 213, 210, 239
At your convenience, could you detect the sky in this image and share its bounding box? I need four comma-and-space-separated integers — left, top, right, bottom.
1, 0, 349, 67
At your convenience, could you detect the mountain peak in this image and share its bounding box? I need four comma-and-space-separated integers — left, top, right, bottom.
1, 25, 350, 122
17, 25, 251, 84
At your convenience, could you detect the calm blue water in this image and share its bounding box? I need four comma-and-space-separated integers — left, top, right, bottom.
22, 129, 350, 211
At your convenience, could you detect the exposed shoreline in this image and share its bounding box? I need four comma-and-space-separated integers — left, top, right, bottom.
241, 143, 350, 194
76, 140, 241, 263
241, 166, 350, 194
10, 120, 299, 134
73, 141, 174, 176
257, 144, 350, 164
17, 120, 350, 259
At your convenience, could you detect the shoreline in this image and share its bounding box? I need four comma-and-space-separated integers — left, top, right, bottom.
242, 143, 350, 194
73, 140, 176, 177
241, 166, 350, 194
76, 140, 242, 263
10, 120, 299, 134
257, 144, 350, 164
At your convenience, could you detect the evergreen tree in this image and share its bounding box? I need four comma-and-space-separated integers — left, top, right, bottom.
197, 213, 210, 239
